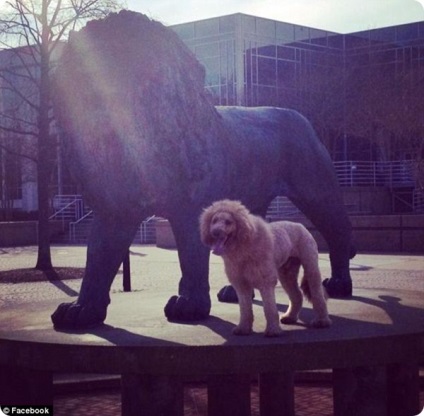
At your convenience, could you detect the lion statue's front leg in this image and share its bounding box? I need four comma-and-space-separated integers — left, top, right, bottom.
163, 214, 212, 322
51, 215, 141, 330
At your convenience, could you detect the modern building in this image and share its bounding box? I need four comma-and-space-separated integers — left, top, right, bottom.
0, 13, 423, 215
172, 14, 424, 161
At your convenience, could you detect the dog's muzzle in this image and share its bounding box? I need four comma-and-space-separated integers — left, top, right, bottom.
210, 229, 230, 256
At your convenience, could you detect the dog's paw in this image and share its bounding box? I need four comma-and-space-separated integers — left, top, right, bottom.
264, 326, 284, 337
51, 301, 106, 330
232, 325, 253, 336
280, 314, 298, 325
164, 295, 210, 322
310, 317, 332, 328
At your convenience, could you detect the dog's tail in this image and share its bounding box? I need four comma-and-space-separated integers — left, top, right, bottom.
300, 274, 328, 303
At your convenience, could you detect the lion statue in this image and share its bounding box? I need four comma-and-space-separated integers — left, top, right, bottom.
51, 10, 354, 329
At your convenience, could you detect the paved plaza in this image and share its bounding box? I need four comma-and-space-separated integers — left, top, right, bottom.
1, 244, 423, 304
0, 245, 423, 415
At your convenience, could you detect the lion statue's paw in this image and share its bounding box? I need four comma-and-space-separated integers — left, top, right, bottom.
164, 295, 210, 322
51, 301, 107, 330
217, 285, 255, 303
323, 277, 352, 298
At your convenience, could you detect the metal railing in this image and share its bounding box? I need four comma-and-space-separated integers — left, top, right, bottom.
140, 215, 157, 244
266, 197, 301, 221
333, 160, 415, 188
69, 209, 94, 242
50, 160, 423, 243
50, 195, 85, 222
413, 189, 424, 213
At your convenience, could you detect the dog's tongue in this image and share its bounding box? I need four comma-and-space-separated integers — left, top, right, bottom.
211, 238, 226, 256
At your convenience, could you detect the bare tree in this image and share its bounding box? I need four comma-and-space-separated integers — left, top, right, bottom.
0, 0, 124, 270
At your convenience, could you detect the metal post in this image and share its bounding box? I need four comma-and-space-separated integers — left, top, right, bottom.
123, 250, 131, 292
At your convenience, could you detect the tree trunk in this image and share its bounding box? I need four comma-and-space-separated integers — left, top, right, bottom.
35, 4, 53, 271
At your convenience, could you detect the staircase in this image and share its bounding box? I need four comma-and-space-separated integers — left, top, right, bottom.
50, 195, 160, 244
413, 189, 424, 213
49, 195, 91, 243
68, 210, 94, 243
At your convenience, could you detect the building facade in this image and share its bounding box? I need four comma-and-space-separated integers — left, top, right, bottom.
172, 14, 344, 107
172, 15, 424, 161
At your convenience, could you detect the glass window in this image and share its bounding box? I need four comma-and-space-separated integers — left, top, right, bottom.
195, 18, 219, 38
221, 83, 236, 105
219, 15, 236, 33
277, 60, 296, 86
172, 23, 195, 40
195, 42, 220, 58
344, 33, 369, 49
372, 49, 396, 64
328, 34, 344, 49
242, 15, 256, 34
369, 27, 396, 43
202, 57, 220, 86
257, 44, 276, 58
221, 39, 234, 58
258, 56, 277, 86
256, 18, 276, 38
277, 87, 298, 109
257, 85, 277, 106
295, 26, 310, 42
309, 50, 327, 66
277, 46, 296, 61
327, 51, 343, 66
276, 22, 295, 43
347, 52, 369, 67
396, 23, 419, 42
310, 29, 328, 46
206, 85, 221, 104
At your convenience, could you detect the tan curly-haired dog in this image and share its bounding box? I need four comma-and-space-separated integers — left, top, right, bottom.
200, 199, 331, 337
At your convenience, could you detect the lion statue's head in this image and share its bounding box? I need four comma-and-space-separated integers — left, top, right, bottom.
54, 11, 226, 214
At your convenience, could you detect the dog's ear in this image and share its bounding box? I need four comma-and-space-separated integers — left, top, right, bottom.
199, 206, 215, 246
233, 203, 255, 244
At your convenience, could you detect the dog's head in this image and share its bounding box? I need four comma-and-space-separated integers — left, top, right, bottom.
199, 200, 254, 256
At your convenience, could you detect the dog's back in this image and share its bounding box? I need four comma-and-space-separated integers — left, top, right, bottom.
269, 221, 317, 264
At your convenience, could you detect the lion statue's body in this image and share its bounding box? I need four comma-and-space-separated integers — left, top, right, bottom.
52, 11, 353, 329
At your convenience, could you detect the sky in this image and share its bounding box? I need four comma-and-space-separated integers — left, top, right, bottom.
0, 0, 422, 33
127, 0, 424, 33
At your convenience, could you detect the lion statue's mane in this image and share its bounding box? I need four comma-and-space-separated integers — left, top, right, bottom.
52, 10, 353, 329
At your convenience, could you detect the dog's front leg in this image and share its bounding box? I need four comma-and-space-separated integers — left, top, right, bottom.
259, 285, 284, 337
232, 284, 254, 335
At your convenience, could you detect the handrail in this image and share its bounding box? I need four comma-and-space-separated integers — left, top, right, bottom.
413, 189, 424, 213
49, 199, 81, 220
70, 209, 93, 226
140, 215, 157, 243
69, 210, 93, 242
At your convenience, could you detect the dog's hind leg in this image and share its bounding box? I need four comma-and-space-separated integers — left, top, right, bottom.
301, 255, 332, 328
278, 257, 303, 324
